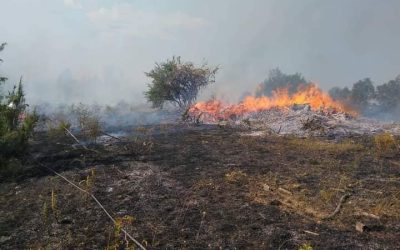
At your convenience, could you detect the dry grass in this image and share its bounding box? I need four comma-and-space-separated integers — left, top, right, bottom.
47, 119, 71, 139
370, 191, 400, 219
287, 137, 364, 154
193, 178, 216, 190
247, 174, 324, 218
224, 170, 248, 184
374, 132, 397, 157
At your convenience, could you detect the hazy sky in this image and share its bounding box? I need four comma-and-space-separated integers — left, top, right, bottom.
1, 0, 400, 104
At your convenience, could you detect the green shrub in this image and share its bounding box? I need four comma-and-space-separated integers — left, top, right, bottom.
144, 56, 218, 110
0, 43, 38, 168
72, 103, 102, 142
0, 82, 38, 158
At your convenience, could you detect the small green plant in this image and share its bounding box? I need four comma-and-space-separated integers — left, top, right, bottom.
86, 169, 95, 189
42, 201, 49, 224
50, 189, 60, 221
47, 118, 71, 139
72, 103, 102, 142
299, 242, 314, 250
106, 215, 135, 250
82, 168, 96, 202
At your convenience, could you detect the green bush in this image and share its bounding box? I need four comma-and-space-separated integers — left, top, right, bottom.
0, 43, 38, 168
144, 56, 218, 110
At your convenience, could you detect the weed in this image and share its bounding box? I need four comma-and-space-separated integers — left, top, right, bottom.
352, 154, 362, 170
309, 159, 320, 165
320, 189, 334, 204
193, 178, 215, 190
72, 103, 102, 142
374, 132, 396, 157
224, 170, 248, 184
83, 168, 96, 202
86, 168, 95, 188
47, 118, 71, 139
106, 215, 135, 250
299, 242, 314, 250
50, 189, 60, 221
42, 201, 49, 224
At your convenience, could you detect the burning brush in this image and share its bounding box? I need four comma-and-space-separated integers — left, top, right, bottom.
188, 84, 357, 123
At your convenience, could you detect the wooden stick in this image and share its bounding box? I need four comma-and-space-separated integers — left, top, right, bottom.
277, 125, 282, 134
101, 131, 123, 141
304, 230, 319, 236
195, 211, 206, 241
63, 126, 88, 149
278, 187, 293, 196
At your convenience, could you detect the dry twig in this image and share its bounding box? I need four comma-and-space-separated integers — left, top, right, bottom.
323, 193, 351, 220
63, 126, 88, 150
304, 230, 319, 236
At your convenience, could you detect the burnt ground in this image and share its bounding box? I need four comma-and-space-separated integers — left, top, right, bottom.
0, 124, 400, 249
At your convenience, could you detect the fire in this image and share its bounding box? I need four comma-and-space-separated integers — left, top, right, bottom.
189, 84, 357, 120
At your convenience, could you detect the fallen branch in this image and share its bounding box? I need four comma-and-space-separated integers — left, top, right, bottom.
63, 126, 88, 150
195, 211, 206, 241
101, 131, 123, 141
36, 161, 146, 250
277, 125, 282, 134
323, 193, 351, 220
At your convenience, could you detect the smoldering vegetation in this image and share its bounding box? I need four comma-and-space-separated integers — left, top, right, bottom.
34, 102, 179, 133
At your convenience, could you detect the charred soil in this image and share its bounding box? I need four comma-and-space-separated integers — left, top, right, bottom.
1, 125, 399, 249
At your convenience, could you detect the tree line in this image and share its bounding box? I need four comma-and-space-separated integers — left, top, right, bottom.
255, 68, 400, 118
329, 77, 400, 118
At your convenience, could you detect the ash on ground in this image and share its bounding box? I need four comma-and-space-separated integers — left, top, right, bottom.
193, 104, 400, 138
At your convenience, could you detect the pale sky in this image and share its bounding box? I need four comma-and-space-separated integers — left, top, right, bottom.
1, 0, 400, 104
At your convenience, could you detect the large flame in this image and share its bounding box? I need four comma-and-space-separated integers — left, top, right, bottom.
189, 84, 357, 120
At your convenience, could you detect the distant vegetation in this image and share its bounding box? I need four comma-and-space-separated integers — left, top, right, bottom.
0, 43, 38, 170
144, 56, 219, 110
256, 68, 311, 96
329, 76, 400, 119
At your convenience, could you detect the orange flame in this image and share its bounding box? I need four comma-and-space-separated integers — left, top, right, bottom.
189, 84, 357, 120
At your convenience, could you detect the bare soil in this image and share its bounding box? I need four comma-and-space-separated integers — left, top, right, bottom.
0, 124, 399, 249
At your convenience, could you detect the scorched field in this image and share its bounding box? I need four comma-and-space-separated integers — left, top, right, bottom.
1, 121, 399, 249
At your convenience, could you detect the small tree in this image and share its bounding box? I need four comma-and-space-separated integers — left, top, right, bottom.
144, 56, 218, 110
376, 76, 400, 112
350, 78, 375, 110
